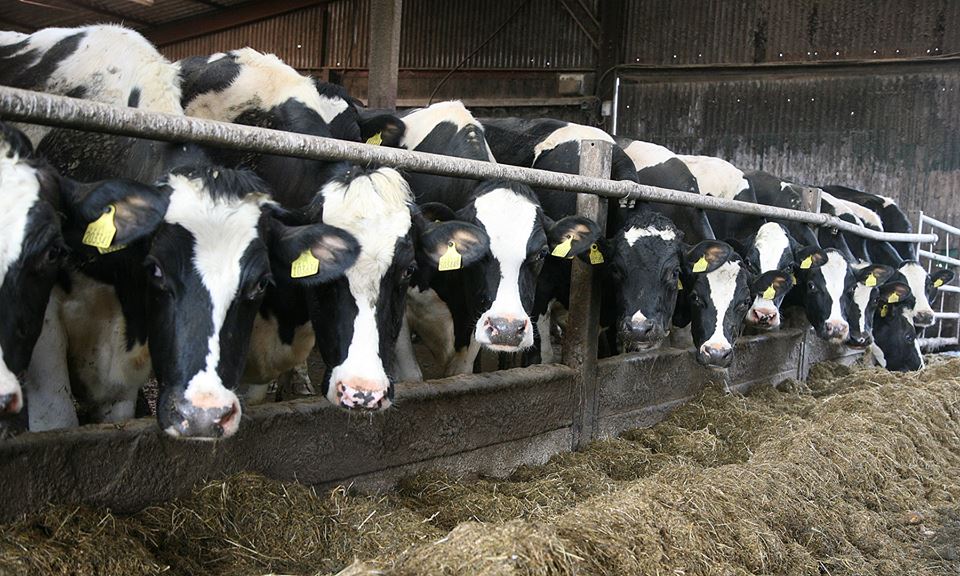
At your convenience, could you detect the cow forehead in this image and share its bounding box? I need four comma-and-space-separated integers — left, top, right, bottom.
705, 260, 744, 295
402, 101, 493, 158
0, 156, 43, 284
624, 225, 677, 246
474, 189, 538, 260
754, 223, 790, 272
622, 140, 675, 171
322, 168, 413, 306
899, 262, 928, 291
678, 155, 748, 199
533, 124, 614, 162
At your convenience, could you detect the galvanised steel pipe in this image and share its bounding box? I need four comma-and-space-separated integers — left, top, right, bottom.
0, 86, 939, 244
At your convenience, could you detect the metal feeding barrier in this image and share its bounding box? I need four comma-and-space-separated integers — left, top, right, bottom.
917, 212, 960, 351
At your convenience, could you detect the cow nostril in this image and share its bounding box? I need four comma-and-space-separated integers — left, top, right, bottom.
216, 402, 238, 429
0, 394, 19, 414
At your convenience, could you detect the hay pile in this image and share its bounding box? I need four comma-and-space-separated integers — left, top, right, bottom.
2, 359, 959, 576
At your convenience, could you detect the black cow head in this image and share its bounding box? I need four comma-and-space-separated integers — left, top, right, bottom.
676, 240, 753, 368
871, 282, 922, 372
306, 166, 487, 411
845, 264, 896, 348
795, 247, 855, 343
607, 210, 683, 351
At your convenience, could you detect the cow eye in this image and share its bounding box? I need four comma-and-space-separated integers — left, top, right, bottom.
689, 292, 703, 307
145, 257, 168, 291
904, 332, 915, 343
807, 281, 818, 293
402, 263, 417, 280
537, 246, 549, 261
247, 274, 273, 300
39, 244, 64, 268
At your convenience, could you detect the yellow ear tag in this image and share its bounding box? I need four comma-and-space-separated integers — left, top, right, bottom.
82, 205, 118, 250
551, 235, 573, 258
762, 285, 777, 300
97, 243, 126, 255
589, 243, 604, 265
880, 304, 889, 318
438, 241, 462, 271
934, 278, 945, 288
677, 278, 684, 290
692, 256, 708, 273
790, 273, 797, 284
887, 292, 900, 304
291, 249, 320, 278
366, 132, 383, 146
865, 273, 877, 287
800, 256, 813, 270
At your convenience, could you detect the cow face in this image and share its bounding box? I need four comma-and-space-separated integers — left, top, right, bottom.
610, 211, 683, 350
310, 167, 487, 410
741, 222, 797, 329
680, 241, 753, 368
871, 283, 922, 371
146, 167, 359, 439
845, 264, 895, 348
796, 248, 854, 343
898, 261, 954, 327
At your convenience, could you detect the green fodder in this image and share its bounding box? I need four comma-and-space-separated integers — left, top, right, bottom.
2, 358, 959, 576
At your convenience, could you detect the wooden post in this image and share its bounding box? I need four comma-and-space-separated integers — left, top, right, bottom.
564, 140, 611, 450
367, 0, 402, 109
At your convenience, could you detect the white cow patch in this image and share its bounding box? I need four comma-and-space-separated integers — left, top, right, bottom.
820, 191, 883, 229
870, 342, 887, 368
624, 225, 677, 246
899, 262, 934, 323
0, 152, 41, 283
164, 174, 266, 416
0, 342, 22, 409
321, 168, 413, 399
401, 101, 496, 162
622, 140, 676, 171
820, 251, 849, 325
184, 48, 348, 125
533, 124, 614, 163
678, 155, 749, 199
852, 283, 874, 335
754, 222, 790, 273
473, 188, 538, 350
703, 261, 742, 349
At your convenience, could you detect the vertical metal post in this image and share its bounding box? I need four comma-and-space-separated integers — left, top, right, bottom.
564, 140, 611, 450
367, 0, 402, 109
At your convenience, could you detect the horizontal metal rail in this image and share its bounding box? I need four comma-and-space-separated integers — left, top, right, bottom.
0, 86, 939, 244
934, 312, 960, 320
921, 214, 960, 237
936, 284, 960, 294
918, 337, 958, 349
919, 249, 960, 267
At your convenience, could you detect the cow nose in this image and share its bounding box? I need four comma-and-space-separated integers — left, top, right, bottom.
336, 378, 390, 411
621, 318, 660, 343
0, 393, 20, 415
750, 306, 779, 327
823, 319, 849, 341
484, 316, 530, 348
169, 398, 241, 439
698, 343, 733, 368
847, 334, 872, 348
914, 311, 935, 327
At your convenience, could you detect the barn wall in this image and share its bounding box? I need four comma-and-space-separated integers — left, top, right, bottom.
614, 61, 960, 227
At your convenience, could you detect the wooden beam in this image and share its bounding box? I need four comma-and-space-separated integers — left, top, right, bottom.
58, 0, 151, 26
145, 0, 324, 47
367, 0, 402, 109
0, 16, 35, 33
596, 0, 624, 101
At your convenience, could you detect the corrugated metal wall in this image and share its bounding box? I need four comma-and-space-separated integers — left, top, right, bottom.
621, 0, 960, 66
160, 6, 326, 71
325, 0, 597, 70
616, 63, 960, 225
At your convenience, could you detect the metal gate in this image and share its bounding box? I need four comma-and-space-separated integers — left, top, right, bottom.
917, 212, 960, 351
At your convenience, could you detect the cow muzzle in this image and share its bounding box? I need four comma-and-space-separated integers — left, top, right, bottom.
697, 342, 733, 368
164, 394, 241, 439
820, 319, 850, 343
913, 310, 935, 327
619, 318, 665, 350
846, 333, 872, 349
747, 305, 780, 329
0, 367, 23, 415
332, 378, 391, 411
477, 314, 532, 351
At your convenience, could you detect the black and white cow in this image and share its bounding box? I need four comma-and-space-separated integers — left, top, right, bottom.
1, 26, 362, 438
870, 282, 923, 371
363, 102, 600, 377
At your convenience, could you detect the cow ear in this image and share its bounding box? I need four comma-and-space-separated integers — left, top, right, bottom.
66, 178, 169, 249
931, 268, 955, 289
856, 264, 894, 287
266, 217, 360, 285
752, 270, 793, 300
418, 221, 489, 271
547, 216, 603, 259
358, 111, 405, 147
685, 240, 733, 274
878, 281, 912, 305
795, 246, 828, 271
419, 202, 457, 223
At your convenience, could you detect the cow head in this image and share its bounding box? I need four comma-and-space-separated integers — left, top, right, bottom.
897, 261, 954, 327
845, 263, 896, 348
309, 166, 487, 410
795, 247, 854, 343
740, 222, 798, 329
678, 240, 753, 368
871, 282, 922, 371
609, 211, 683, 350
136, 167, 359, 439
